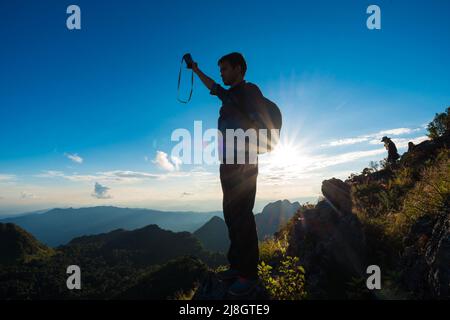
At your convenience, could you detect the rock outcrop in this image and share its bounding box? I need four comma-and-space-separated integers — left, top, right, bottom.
287, 179, 368, 299
321, 178, 352, 214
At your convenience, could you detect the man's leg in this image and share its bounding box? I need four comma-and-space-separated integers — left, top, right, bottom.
220, 163, 259, 278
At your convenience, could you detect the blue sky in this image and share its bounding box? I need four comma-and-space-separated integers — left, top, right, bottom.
0, 0, 449, 215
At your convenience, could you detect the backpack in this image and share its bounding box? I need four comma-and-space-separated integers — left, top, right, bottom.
255, 96, 282, 154
227, 82, 282, 155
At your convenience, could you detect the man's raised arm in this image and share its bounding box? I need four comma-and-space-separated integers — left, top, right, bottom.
192, 62, 215, 91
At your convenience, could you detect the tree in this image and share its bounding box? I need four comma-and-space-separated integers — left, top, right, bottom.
427, 107, 450, 139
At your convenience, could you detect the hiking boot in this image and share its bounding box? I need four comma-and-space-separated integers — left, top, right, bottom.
217, 268, 240, 281
228, 276, 258, 296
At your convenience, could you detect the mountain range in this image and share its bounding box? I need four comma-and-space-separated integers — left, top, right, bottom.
0, 197, 300, 299
0, 206, 222, 247
0, 200, 300, 248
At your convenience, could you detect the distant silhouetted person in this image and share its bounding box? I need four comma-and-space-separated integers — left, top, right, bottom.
191, 52, 263, 296
408, 141, 415, 152
381, 136, 400, 165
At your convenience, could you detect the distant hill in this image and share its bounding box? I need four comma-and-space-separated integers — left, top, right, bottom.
0, 209, 50, 219
255, 199, 301, 240
0, 223, 54, 265
193, 216, 229, 253
0, 206, 221, 247
66, 224, 210, 266
193, 199, 301, 253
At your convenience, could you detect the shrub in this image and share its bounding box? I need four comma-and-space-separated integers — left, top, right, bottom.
258, 230, 307, 300
258, 256, 306, 300
352, 182, 386, 218
258, 234, 288, 263
400, 151, 450, 229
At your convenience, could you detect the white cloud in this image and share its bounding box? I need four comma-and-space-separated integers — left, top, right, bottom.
392, 136, 429, 148
100, 170, 160, 181
34, 167, 213, 184
0, 174, 16, 182
92, 182, 112, 199
310, 149, 386, 170
369, 135, 429, 147
20, 192, 37, 199
65, 153, 83, 164
152, 151, 182, 171
369, 139, 384, 145
377, 128, 418, 136
321, 127, 423, 147
35, 171, 66, 178
321, 137, 369, 147
64, 174, 99, 182
409, 135, 429, 145
35, 170, 161, 183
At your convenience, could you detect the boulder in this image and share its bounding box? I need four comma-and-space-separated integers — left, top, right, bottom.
321, 178, 352, 214
287, 179, 368, 298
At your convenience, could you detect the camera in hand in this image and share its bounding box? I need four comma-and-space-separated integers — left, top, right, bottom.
183, 53, 194, 69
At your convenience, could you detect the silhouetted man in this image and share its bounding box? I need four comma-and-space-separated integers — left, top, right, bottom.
192, 52, 262, 296
381, 136, 400, 165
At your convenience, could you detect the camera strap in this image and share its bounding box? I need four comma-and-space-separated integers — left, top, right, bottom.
177, 56, 194, 104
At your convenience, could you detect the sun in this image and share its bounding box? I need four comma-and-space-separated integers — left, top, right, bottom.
265, 139, 311, 172
270, 142, 300, 166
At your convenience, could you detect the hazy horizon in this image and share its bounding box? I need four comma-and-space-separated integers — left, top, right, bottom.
0, 195, 318, 218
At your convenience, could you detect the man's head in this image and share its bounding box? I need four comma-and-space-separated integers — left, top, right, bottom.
218, 52, 247, 86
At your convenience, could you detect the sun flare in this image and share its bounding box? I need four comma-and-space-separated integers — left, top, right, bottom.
265, 138, 312, 173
